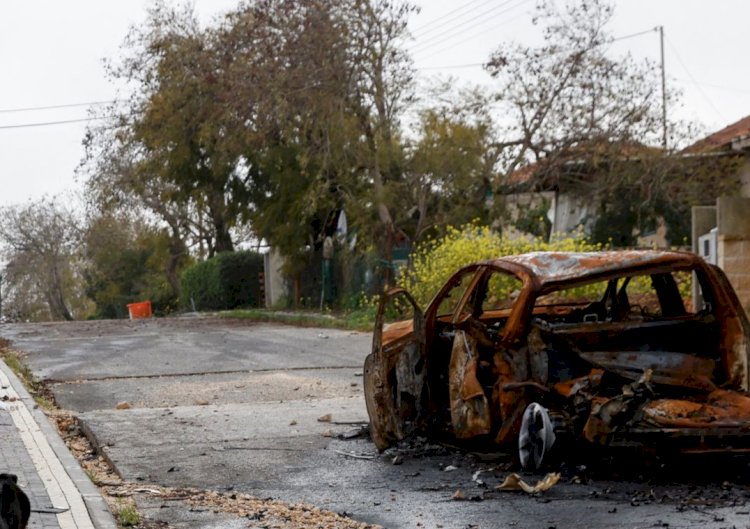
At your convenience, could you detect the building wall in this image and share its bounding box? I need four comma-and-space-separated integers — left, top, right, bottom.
501, 191, 556, 239
263, 248, 287, 308
716, 197, 750, 313
739, 154, 750, 198
551, 192, 594, 235
502, 190, 593, 239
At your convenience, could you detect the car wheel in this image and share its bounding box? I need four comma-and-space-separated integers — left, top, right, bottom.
519, 402, 556, 471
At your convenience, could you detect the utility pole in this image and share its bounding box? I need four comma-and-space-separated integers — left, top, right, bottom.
659, 25, 668, 149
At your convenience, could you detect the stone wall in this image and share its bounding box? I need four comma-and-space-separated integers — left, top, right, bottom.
716, 197, 750, 313
718, 236, 750, 314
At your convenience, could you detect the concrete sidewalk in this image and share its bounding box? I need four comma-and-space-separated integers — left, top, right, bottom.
0, 360, 116, 529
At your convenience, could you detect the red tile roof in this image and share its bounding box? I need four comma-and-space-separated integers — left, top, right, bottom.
505, 140, 660, 188
685, 114, 750, 153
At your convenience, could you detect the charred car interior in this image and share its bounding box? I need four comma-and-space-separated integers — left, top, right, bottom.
364, 251, 750, 469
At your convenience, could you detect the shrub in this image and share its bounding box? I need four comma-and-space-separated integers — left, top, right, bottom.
397, 222, 602, 307
180, 251, 264, 311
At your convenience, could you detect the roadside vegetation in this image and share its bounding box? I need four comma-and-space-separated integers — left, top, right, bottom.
399, 222, 602, 307
221, 308, 375, 332
0, 341, 55, 410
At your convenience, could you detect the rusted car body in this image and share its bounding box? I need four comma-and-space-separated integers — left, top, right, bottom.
364, 251, 750, 466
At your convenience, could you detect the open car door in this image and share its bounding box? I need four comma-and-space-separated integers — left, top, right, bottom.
364, 287, 426, 451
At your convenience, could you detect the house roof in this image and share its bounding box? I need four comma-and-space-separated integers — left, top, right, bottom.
504, 139, 660, 189
685, 114, 750, 154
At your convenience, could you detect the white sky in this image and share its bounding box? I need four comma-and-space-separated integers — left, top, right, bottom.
1, 0, 748, 208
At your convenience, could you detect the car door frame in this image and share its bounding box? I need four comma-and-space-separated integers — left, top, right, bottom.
365, 265, 486, 450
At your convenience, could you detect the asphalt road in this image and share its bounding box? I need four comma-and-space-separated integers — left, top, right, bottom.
3, 316, 750, 529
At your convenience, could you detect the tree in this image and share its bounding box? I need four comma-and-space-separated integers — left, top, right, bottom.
83, 213, 178, 318
82, 124, 193, 296
343, 0, 417, 285
82, 2, 246, 260
0, 198, 88, 321
487, 0, 666, 177
486, 0, 734, 245
215, 0, 418, 288
83, 0, 498, 303
404, 86, 499, 241
215, 0, 359, 271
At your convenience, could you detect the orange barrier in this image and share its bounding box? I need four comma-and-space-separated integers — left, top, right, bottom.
126, 301, 152, 319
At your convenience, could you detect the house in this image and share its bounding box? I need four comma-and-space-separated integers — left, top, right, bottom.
503, 118, 750, 249
683, 114, 750, 196
687, 115, 750, 313
500, 140, 670, 246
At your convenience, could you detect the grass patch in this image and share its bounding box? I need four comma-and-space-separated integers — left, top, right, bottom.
221, 308, 375, 332
2, 351, 37, 389
0, 344, 55, 410
117, 503, 140, 527
85, 468, 99, 485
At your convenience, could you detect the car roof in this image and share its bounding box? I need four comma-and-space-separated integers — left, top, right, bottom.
482, 250, 701, 286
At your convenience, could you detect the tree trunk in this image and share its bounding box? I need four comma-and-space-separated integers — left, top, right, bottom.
165, 227, 188, 298
210, 203, 234, 254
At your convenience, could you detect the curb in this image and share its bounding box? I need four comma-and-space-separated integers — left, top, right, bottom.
76, 418, 123, 481
0, 360, 117, 529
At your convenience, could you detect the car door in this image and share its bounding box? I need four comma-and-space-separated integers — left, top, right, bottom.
364, 287, 426, 451
365, 266, 484, 450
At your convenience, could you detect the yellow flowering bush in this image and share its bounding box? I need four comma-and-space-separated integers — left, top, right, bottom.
398, 222, 602, 307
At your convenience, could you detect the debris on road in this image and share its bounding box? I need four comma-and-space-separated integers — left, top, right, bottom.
118, 484, 382, 529
318, 413, 333, 422
496, 473, 561, 494
333, 449, 375, 460
49, 406, 381, 528
115, 401, 131, 410
337, 426, 368, 440
472, 470, 488, 486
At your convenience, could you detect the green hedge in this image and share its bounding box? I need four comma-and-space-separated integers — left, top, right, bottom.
180, 251, 264, 311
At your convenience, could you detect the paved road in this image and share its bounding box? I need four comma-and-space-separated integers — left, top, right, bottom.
3, 317, 750, 529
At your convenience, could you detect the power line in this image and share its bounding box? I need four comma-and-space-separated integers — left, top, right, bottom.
0, 116, 110, 130
411, 0, 496, 35
411, 0, 508, 40
417, 63, 485, 70
0, 100, 119, 114
665, 35, 725, 121
672, 78, 750, 95
415, 27, 659, 70
411, 0, 532, 56
415, 8, 529, 62
610, 27, 659, 44
411, 0, 529, 55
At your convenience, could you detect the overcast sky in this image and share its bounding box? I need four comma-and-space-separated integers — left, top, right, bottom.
1, 0, 748, 208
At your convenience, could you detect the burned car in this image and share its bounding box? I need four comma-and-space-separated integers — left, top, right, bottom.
363, 251, 750, 469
